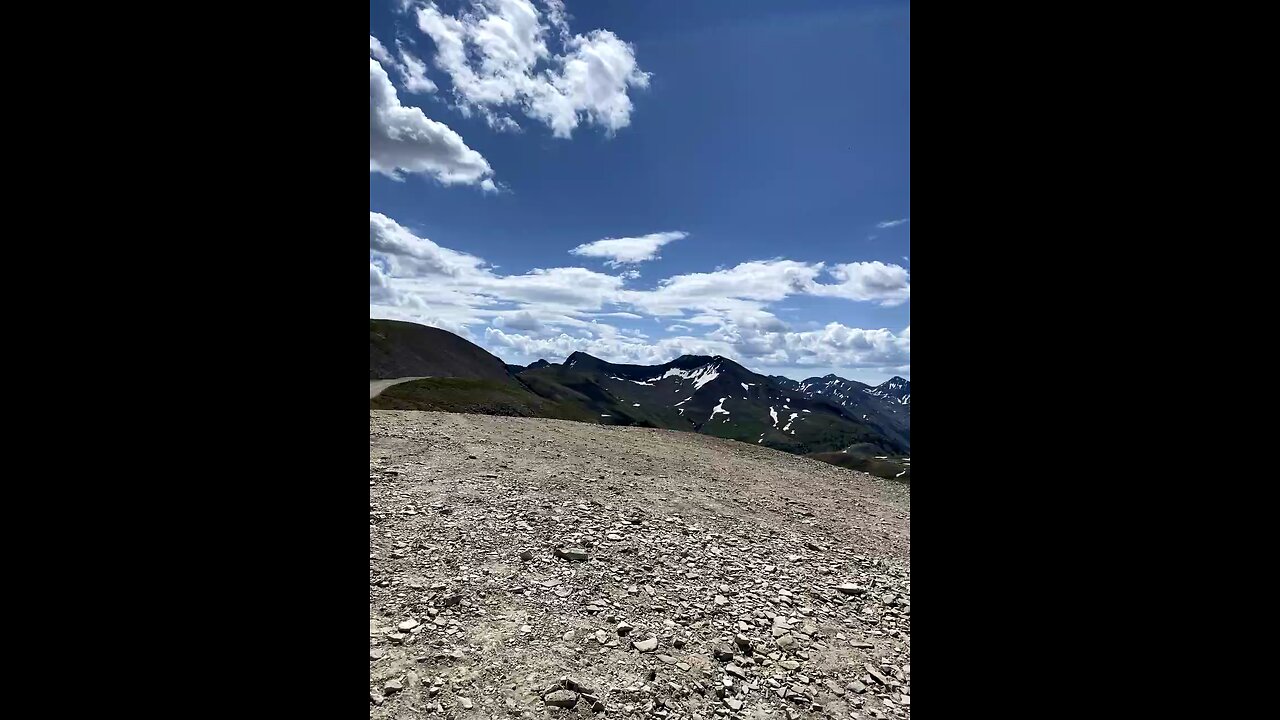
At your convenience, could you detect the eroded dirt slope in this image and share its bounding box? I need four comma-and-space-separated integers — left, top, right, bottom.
370, 410, 911, 719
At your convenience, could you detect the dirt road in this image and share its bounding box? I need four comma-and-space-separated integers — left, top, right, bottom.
369, 377, 430, 399
370, 410, 911, 717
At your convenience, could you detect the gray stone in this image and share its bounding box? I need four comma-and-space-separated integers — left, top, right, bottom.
848, 680, 867, 694
459, 697, 473, 709
724, 698, 743, 711
834, 584, 866, 595
555, 547, 589, 562
520, 550, 533, 561
864, 664, 888, 686
633, 637, 659, 652
779, 660, 800, 671
657, 654, 677, 664
545, 690, 579, 708
399, 619, 420, 632
383, 679, 403, 695
617, 621, 634, 636
725, 664, 748, 680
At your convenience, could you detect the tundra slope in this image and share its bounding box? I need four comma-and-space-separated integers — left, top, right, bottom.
370, 410, 911, 718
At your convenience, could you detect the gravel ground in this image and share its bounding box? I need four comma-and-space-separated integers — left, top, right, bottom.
370, 410, 911, 720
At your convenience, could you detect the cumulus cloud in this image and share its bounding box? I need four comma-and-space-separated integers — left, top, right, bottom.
484, 327, 728, 366
810, 261, 910, 306
414, 0, 649, 138
370, 212, 487, 277
370, 210, 910, 375
491, 309, 544, 331
778, 323, 910, 369
480, 321, 909, 375
569, 231, 686, 267
370, 58, 495, 188
371, 211, 626, 327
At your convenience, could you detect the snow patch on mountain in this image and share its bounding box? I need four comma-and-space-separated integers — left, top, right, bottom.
710, 397, 730, 422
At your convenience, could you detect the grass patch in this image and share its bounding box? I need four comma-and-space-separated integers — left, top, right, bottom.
807, 450, 911, 483
372, 378, 577, 418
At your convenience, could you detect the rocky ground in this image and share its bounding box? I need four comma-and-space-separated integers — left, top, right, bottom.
370, 410, 911, 720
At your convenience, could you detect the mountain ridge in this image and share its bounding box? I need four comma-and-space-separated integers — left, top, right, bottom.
370, 320, 910, 476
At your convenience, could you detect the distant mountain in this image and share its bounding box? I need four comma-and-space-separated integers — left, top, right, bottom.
867, 376, 911, 405
371, 321, 910, 476
506, 358, 555, 375
789, 374, 911, 452
369, 319, 515, 382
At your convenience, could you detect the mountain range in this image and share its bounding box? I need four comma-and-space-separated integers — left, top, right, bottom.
370, 319, 909, 479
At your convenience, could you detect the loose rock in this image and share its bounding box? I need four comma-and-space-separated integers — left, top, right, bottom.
544, 690, 579, 708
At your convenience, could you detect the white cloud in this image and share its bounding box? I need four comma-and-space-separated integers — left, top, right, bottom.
491, 309, 544, 331
480, 321, 909, 376
810, 261, 910, 307
369, 212, 487, 277
621, 260, 826, 316
484, 327, 729, 366
371, 211, 625, 322
487, 115, 523, 133
371, 34, 439, 94
415, 0, 649, 138
569, 231, 686, 266
776, 323, 910, 369
370, 35, 395, 64
370, 211, 909, 375
876, 217, 910, 228
396, 42, 439, 93
370, 58, 495, 187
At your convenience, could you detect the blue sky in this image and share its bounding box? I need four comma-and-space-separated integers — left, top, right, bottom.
370, 0, 909, 384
